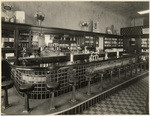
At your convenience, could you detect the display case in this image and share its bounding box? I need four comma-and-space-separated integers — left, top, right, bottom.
2, 28, 16, 59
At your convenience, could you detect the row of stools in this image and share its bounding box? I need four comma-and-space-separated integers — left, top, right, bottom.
2, 76, 35, 114
2, 76, 14, 109
1, 61, 147, 114
84, 61, 148, 96
1, 68, 79, 114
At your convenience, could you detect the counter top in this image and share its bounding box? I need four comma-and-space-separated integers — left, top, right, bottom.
7, 53, 137, 71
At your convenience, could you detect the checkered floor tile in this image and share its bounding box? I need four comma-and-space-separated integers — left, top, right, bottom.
81, 76, 149, 114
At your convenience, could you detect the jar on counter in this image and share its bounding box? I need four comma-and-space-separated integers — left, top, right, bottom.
10, 17, 15, 22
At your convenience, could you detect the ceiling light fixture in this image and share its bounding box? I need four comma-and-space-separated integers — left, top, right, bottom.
138, 10, 150, 15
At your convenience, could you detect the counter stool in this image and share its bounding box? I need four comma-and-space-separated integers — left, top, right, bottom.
2, 76, 7, 82
126, 64, 132, 78
109, 69, 113, 84
144, 61, 147, 71
115, 66, 122, 82
2, 80, 14, 109
115, 66, 121, 79
19, 84, 34, 114
140, 62, 144, 73
68, 68, 79, 103
124, 64, 129, 78
85, 68, 93, 95
146, 59, 149, 70
99, 70, 105, 91
85, 68, 95, 95
132, 63, 136, 75
130, 63, 134, 77
134, 63, 139, 75
137, 62, 141, 73
2, 76, 8, 98
135, 62, 140, 75
46, 81, 59, 111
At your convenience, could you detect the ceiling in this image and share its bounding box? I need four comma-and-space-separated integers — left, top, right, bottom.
92, 2, 149, 19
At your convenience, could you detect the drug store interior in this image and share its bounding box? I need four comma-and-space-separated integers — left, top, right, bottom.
1, 1, 149, 115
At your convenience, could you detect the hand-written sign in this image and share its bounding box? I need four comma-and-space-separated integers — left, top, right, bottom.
142, 28, 149, 34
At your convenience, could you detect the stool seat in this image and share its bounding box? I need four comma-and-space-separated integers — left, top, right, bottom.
2, 76, 7, 82
125, 64, 130, 69
85, 75, 91, 81
117, 65, 124, 69
19, 84, 34, 114
68, 77, 79, 84
46, 82, 59, 91
2, 80, 14, 90
19, 84, 34, 93
99, 70, 105, 73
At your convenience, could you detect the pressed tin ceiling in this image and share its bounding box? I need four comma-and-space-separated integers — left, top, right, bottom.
91, 2, 149, 18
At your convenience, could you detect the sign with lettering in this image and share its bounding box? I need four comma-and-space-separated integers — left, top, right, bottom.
142, 28, 149, 34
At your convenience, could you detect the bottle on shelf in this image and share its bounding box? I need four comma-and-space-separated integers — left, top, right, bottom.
105, 52, 108, 60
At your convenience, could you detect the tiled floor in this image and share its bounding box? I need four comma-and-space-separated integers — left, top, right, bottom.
81, 76, 149, 115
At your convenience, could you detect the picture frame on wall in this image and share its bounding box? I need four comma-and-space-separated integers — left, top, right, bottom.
93, 21, 100, 33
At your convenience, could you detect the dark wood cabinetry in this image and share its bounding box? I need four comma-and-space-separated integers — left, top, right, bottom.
121, 26, 149, 54
2, 22, 124, 62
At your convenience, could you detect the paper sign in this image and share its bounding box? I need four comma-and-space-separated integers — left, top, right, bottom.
142, 28, 149, 34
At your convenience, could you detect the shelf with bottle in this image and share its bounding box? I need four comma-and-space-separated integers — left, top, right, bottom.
104, 37, 112, 48
2, 29, 15, 49
84, 36, 94, 47
141, 38, 149, 48
141, 48, 149, 53
104, 37, 123, 49
95, 37, 99, 48
18, 31, 30, 49
31, 41, 39, 49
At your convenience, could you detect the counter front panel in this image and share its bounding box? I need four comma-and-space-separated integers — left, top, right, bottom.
11, 56, 137, 99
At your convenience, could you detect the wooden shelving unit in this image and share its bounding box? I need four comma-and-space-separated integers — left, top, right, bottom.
2, 22, 124, 61
121, 26, 149, 54
104, 36, 124, 50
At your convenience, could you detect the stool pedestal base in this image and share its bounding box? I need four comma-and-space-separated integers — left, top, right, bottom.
50, 92, 56, 111
22, 93, 30, 114
70, 99, 77, 103
87, 80, 91, 96
70, 85, 77, 103
2, 89, 10, 110
50, 107, 56, 111
22, 110, 30, 114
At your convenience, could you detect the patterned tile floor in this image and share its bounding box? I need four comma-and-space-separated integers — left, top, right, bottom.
81, 76, 149, 115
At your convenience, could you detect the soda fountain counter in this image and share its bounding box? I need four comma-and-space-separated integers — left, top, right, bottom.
6, 53, 137, 99
2, 52, 149, 115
